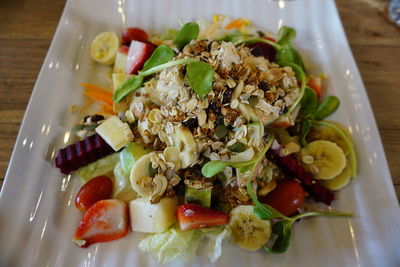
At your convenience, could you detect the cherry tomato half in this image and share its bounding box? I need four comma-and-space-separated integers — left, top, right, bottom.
121, 27, 148, 45
75, 176, 113, 212
261, 180, 305, 216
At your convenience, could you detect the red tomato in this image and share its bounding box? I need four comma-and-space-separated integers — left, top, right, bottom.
261, 180, 305, 216
75, 176, 113, 212
122, 27, 148, 45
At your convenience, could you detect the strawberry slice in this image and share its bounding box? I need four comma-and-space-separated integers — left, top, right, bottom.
118, 45, 129, 54
307, 76, 322, 98
125, 40, 155, 74
176, 204, 229, 231
73, 199, 129, 248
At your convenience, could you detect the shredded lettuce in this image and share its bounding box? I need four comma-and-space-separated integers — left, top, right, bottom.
77, 153, 120, 183
113, 162, 137, 202
138, 226, 198, 264
138, 226, 231, 264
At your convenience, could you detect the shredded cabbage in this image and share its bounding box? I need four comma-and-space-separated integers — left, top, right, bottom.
138, 226, 231, 264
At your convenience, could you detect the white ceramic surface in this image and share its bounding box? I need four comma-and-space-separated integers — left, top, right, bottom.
1, 0, 399, 266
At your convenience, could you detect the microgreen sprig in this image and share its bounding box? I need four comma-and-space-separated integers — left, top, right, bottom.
246, 179, 352, 253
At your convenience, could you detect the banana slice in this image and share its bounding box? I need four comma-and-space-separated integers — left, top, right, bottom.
300, 140, 346, 180
228, 205, 271, 251
130, 153, 154, 197
321, 160, 352, 191
172, 126, 198, 169
308, 121, 353, 156
90, 32, 120, 65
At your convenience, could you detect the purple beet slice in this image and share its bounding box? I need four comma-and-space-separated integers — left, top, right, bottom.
55, 134, 114, 174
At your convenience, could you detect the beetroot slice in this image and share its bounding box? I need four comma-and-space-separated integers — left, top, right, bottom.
55, 134, 114, 174
268, 149, 334, 205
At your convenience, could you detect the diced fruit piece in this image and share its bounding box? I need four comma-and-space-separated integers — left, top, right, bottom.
120, 142, 153, 175
176, 204, 229, 231
55, 134, 114, 174
247, 37, 276, 62
122, 27, 149, 45
73, 199, 129, 248
75, 175, 113, 211
112, 73, 134, 112
261, 180, 305, 216
95, 116, 134, 151
172, 126, 198, 169
113, 46, 129, 73
90, 32, 120, 65
125, 41, 155, 74
129, 197, 178, 233
184, 187, 212, 207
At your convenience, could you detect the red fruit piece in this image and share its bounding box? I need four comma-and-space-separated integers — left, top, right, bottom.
261, 180, 305, 216
125, 41, 155, 74
122, 27, 149, 45
308, 76, 322, 98
118, 45, 129, 54
176, 204, 229, 231
73, 199, 129, 248
247, 37, 276, 62
75, 176, 113, 212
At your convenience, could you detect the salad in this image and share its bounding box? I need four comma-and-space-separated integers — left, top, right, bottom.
55, 15, 357, 263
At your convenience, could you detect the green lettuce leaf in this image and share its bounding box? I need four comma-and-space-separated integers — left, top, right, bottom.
112, 162, 137, 202
202, 227, 231, 262
138, 226, 198, 264
77, 153, 120, 183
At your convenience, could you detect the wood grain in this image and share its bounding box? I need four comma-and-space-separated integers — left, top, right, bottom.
0, 0, 399, 201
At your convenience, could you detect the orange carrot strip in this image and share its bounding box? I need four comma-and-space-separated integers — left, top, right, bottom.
79, 98, 94, 113
225, 18, 246, 30
101, 103, 116, 115
80, 83, 113, 97
84, 90, 113, 106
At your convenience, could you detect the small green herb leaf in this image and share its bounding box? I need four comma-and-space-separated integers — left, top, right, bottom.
175, 22, 200, 49
185, 61, 214, 99
313, 96, 340, 120
300, 87, 318, 116
300, 119, 311, 147
263, 220, 293, 253
276, 44, 305, 70
277, 26, 296, 46
142, 45, 175, 71
228, 142, 246, 152
113, 75, 144, 103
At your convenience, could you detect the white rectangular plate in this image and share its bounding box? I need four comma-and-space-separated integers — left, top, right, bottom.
1, 0, 400, 266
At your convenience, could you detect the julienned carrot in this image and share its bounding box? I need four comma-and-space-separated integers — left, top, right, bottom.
80, 83, 113, 96
79, 98, 94, 113
84, 90, 113, 106
225, 18, 250, 30
101, 103, 115, 115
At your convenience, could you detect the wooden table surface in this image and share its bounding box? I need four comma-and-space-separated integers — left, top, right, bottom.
0, 0, 399, 200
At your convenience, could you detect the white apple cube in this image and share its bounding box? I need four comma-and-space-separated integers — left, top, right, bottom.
129, 197, 178, 233
95, 116, 133, 151
112, 73, 133, 112
113, 46, 128, 73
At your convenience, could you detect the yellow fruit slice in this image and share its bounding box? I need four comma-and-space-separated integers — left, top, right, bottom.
90, 32, 120, 65
228, 205, 271, 251
308, 120, 353, 156
300, 140, 346, 180
321, 160, 352, 191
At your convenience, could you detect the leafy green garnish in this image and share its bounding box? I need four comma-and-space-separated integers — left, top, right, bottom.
299, 119, 311, 147
184, 61, 214, 99
142, 45, 175, 71
276, 26, 296, 46
175, 22, 200, 49
312, 96, 340, 121
300, 86, 318, 116
246, 179, 352, 253
201, 135, 274, 178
